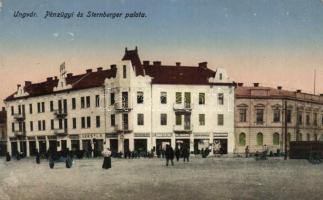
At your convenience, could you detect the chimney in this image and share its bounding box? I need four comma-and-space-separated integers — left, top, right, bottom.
143, 61, 150, 66
277, 86, 282, 90
67, 73, 73, 78
25, 81, 32, 86
97, 67, 103, 71
46, 77, 53, 82
110, 64, 117, 70
17, 84, 21, 90
237, 83, 244, 87
198, 62, 207, 68
135, 46, 138, 52
86, 69, 92, 73
253, 83, 259, 87
153, 61, 161, 67
296, 89, 302, 93
176, 62, 181, 67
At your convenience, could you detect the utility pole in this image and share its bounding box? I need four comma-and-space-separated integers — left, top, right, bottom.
284, 100, 288, 160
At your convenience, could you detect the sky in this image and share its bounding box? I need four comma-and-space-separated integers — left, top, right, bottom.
1, 0, 323, 107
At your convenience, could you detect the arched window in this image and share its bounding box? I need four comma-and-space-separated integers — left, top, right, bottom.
307, 133, 310, 141
239, 133, 246, 146
273, 133, 280, 145
257, 132, 263, 146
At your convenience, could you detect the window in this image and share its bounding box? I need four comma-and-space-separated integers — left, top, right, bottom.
87, 116, 91, 128
298, 112, 303, 125
314, 113, 318, 126
239, 133, 246, 146
111, 114, 115, 126
12, 123, 15, 132
137, 114, 144, 126
176, 92, 182, 104
41, 102, 45, 112
273, 109, 280, 122
50, 101, 54, 112
72, 98, 76, 110
257, 132, 263, 146
217, 114, 224, 126
30, 121, 33, 131
199, 93, 205, 105
218, 93, 224, 105
256, 109, 264, 124
306, 113, 310, 125
137, 92, 144, 104
123, 65, 127, 78
110, 93, 115, 105
219, 73, 223, 80
199, 114, 205, 126
38, 120, 41, 131
86, 96, 91, 108
239, 109, 247, 122
64, 119, 68, 129
59, 119, 63, 129
29, 104, 32, 114
81, 97, 85, 108
72, 118, 76, 129
18, 105, 21, 114
161, 114, 167, 125
37, 103, 41, 113
81, 117, 86, 128
273, 133, 279, 145
11, 106, 14, 115
51, 119, 54, 130
96, 116, 100, 128
287, 110, 292, 123
95, 95, 100, 107
160, 92, 167, 104
175, 114, 182, 125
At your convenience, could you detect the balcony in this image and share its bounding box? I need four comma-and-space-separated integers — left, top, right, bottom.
13, 130, 26, 137
114, 124, 132, 134
173, 103, 192, 113
53, 110, 67, 119
13, 113, 25, 121
53, 128, 68, 136
173, 124, 193, 133
114, 102, 132, 113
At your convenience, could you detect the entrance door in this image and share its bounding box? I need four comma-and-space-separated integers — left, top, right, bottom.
38, 141, 46, 156
156, 139, 171, 157
213, 139, 228, 154
49, 140, 57, 153
124, 139, 129, 153
11, 142, 18, 157
29, 141, 36, 156
82, 140, 92, 157
71, 140, 80, 151
110, 139, 118, 155
20, 141, 27, 157
134, 139, 147, 153
0, 142, 7, 156
61, 140, 67, 151
176, 139, 190, 151
94, 139, 103, 157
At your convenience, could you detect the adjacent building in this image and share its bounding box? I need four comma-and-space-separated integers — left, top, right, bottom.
4, 47, 235, 157
0, 107, 7, 156
235, 83, 323, 154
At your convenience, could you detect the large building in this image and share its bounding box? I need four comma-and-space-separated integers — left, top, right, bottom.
0, 107, 7, 156
4, 47, 235, 157
235, 83, 323, 154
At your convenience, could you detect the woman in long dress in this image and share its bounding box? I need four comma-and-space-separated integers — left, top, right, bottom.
102, 148, 112, 169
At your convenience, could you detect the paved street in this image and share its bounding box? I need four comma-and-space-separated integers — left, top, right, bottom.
0, 156, 322, 200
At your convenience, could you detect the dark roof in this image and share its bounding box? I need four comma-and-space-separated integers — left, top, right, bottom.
5, 68, 117, 101
0, 110, 6, 124
122, 47, 144, 76
144, 65, 216, 85
236, 86, 323, 104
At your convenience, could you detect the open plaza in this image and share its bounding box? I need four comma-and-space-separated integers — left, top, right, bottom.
0, 156, 322, 200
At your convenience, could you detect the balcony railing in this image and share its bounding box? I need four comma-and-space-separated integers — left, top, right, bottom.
53, 110, 67, 118
114, 102, 132, 112
173, 103, 192, 112
13, 113, 25, 121
53, 128, 68, 136
114, 124, 132, 133
173, 124, 193, 132
13, 130, 26, 137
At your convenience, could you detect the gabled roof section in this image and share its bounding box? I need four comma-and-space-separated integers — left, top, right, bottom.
5, 68, 117, 102
122, 47, 144, 76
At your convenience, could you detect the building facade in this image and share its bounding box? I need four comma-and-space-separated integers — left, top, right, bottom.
4, 47, 235, 157
235, 83, 323, 154
0, 107, 7, 156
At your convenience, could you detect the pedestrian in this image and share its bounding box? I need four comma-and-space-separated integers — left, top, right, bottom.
102, 148, 112, 169
165, 145, 174, 166
66, 148, 73, 168
36, 150, 40, 164
6, 152, 11, 162
49, 154, 55, 169
201, 148, 205, 158
183, 144, 190, 162
245, 146, 249, 158
175, 146, 180, 162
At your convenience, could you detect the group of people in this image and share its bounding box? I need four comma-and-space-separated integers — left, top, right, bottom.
164, 144, 190, 166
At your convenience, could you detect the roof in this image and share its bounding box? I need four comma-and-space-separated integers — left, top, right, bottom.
5, 68, 117, 101
235, 86, 323, 104
122, 47, 144, 76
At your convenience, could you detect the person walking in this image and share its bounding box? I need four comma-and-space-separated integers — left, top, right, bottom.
183, 144, 190, 162
245, 146, 249, 158
66, 148, 73, 168
49, 154, 55, 169
102, 148, 112, 169
35, 150, 40, 164
6, 152, 11, 162
175, 146, 180, 162
165, 145, 174, 166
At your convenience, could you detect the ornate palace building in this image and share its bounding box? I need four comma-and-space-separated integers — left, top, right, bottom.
4, 47, 235, 157
0, 107, 7, 156
235, 83, 323, 154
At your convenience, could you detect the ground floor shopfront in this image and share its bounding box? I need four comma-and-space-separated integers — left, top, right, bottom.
6, 132, 234, 157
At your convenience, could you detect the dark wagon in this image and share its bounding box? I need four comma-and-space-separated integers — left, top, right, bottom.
289, 141, 323, 164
